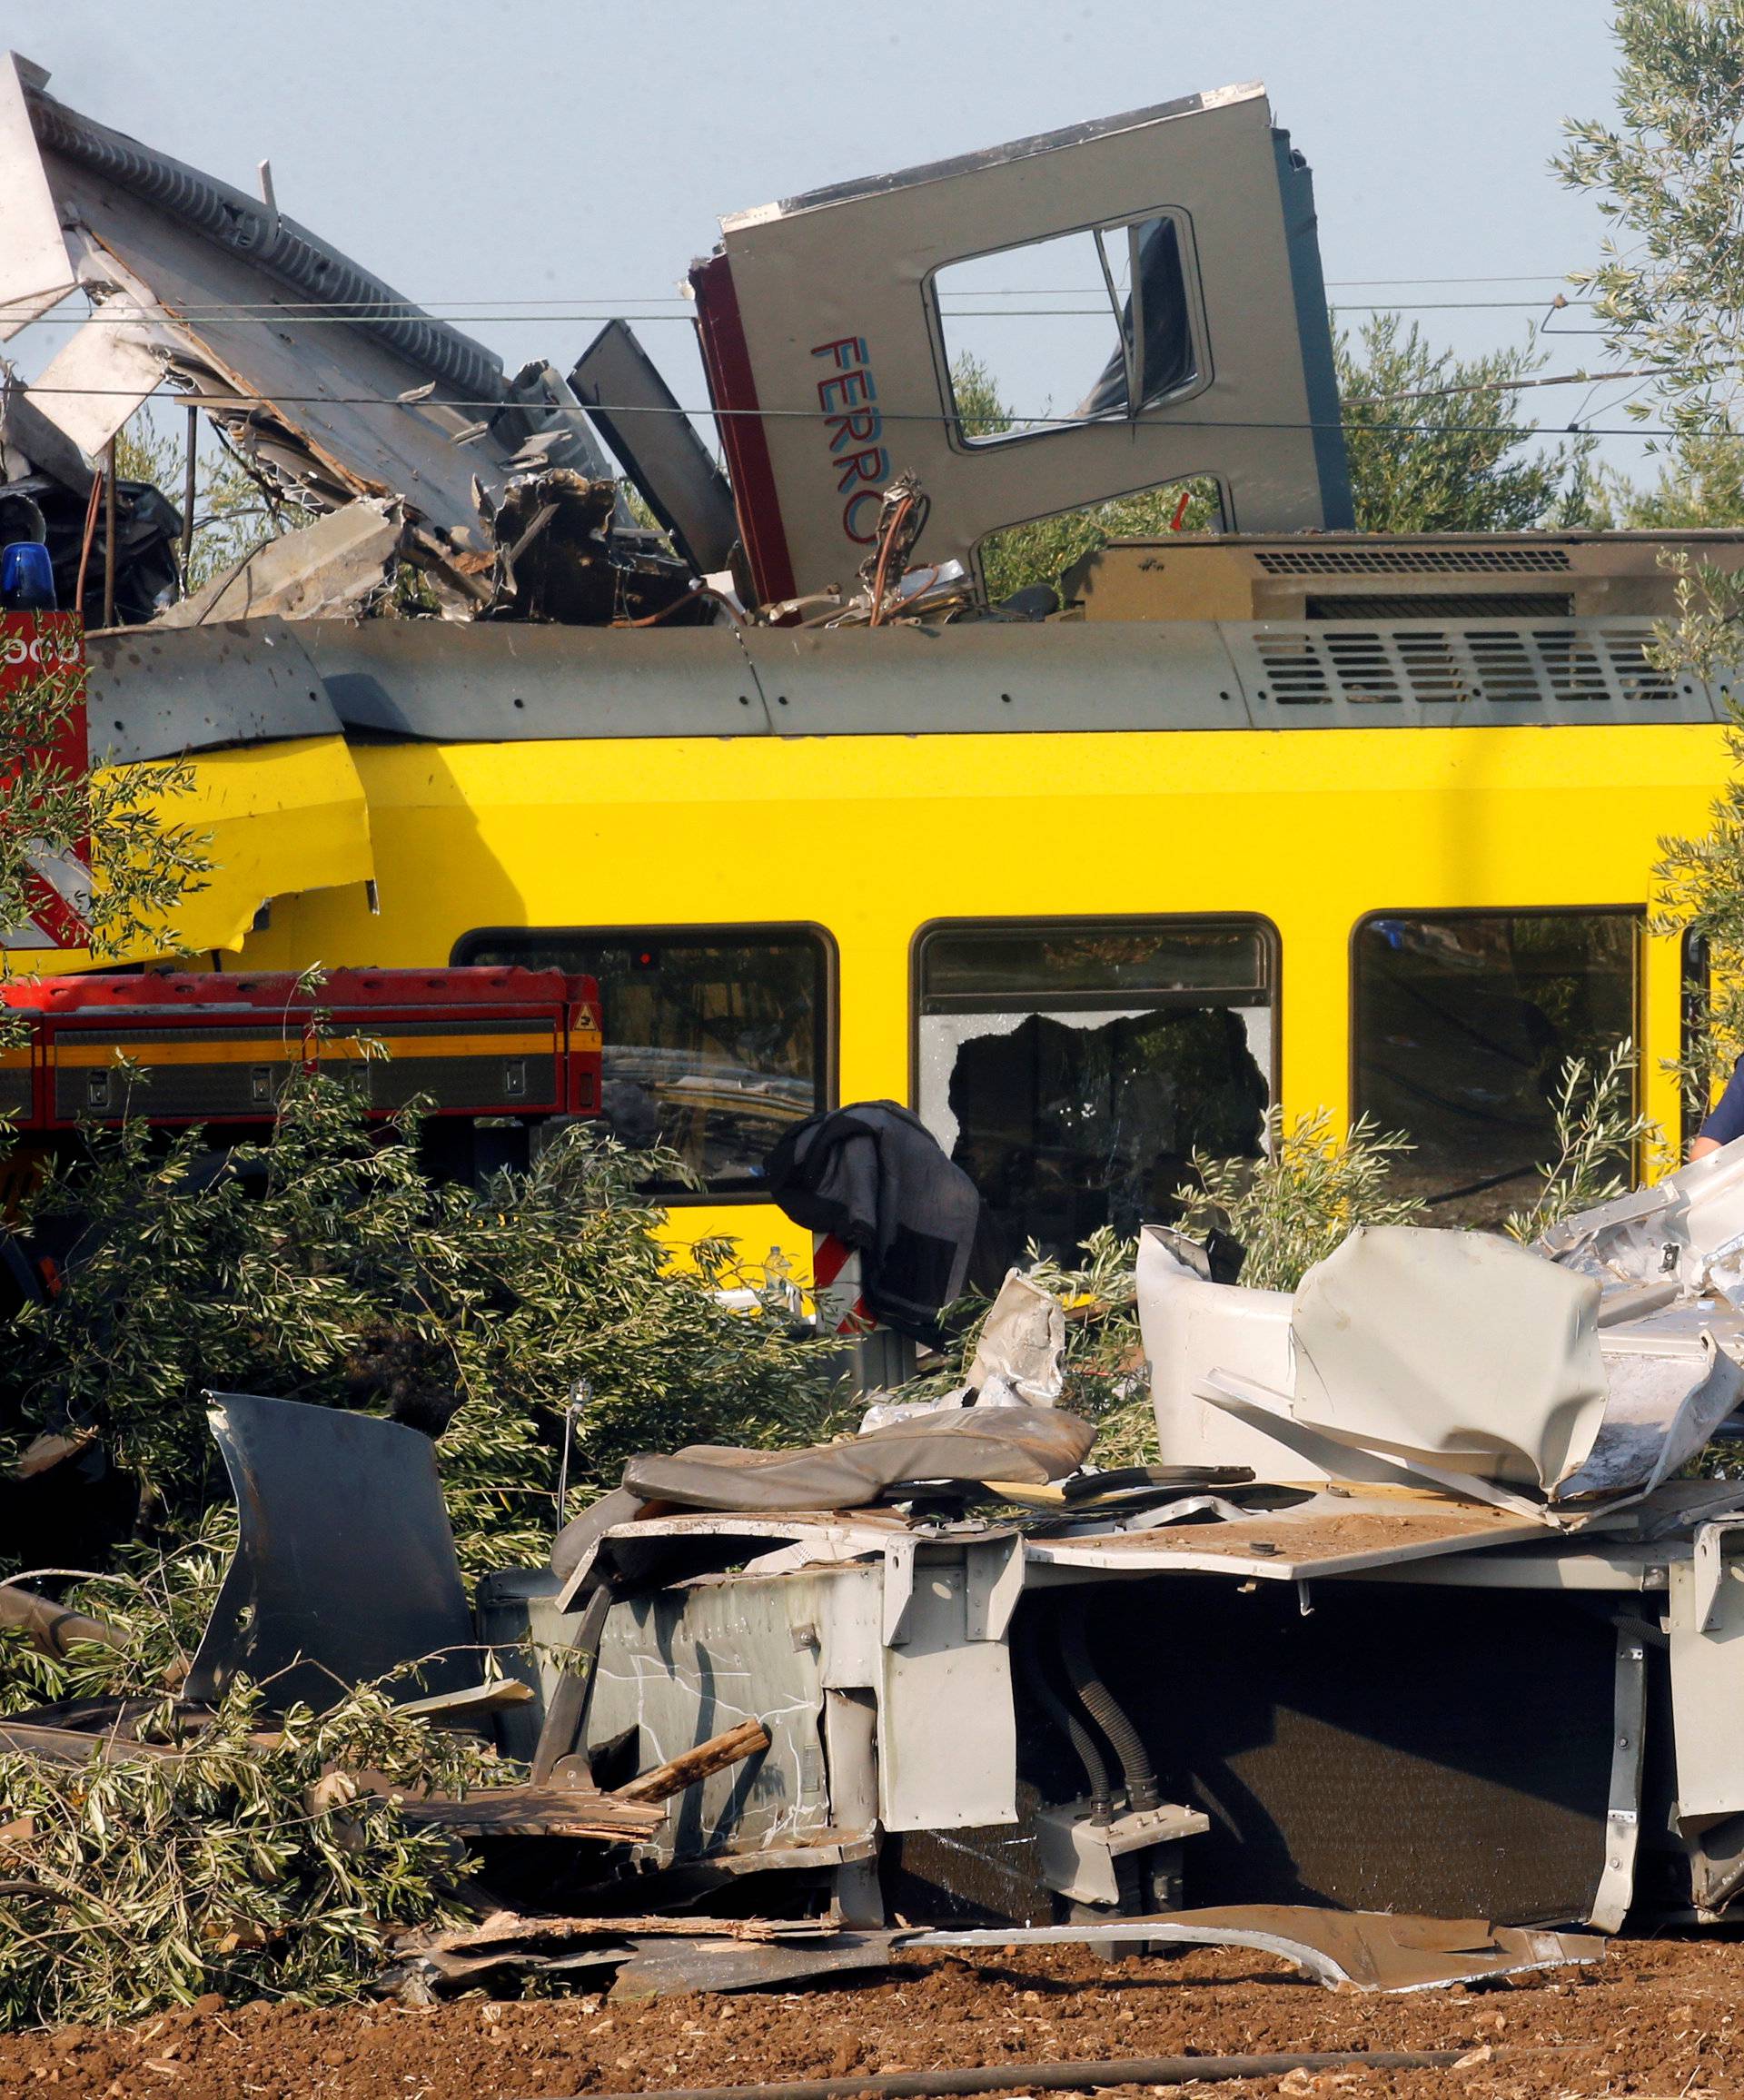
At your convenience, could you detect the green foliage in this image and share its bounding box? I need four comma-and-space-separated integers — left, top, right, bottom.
0, 649, 208, 966
1587, 423, 1744, 527
0, 1075, 844, 1573
114, 421, 288, 596
0, 1674, 502, 2025
1655, 689, 1744, 1112
912, 1119, 1432, 1464
0, 1513, 233, 1716
1504, 1045, 1660, 1242
1558, 0, 1744, 445
949, 353, 1218, 604
1174, 1108, 1427, 1293
1555, 0, 1744, 873
1334, 313, 1597, 532
951, 303, 1599, 601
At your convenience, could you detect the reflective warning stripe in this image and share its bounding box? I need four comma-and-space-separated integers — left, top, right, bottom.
52, 1030, 558, 1068
812, 1232, 870, 1334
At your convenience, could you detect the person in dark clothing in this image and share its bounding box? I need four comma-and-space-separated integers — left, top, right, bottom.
1693, 1058, 1744, 1158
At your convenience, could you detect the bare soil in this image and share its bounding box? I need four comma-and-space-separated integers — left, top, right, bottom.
5, 1935, 1744, 2100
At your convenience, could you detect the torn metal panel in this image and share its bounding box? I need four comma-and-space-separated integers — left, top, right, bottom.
583, 1564, 867, 1865
1542, 1134, 1744, 1309
0, 54, 75, 341
0, 362, 90, 493
96, 732, 374, 962
1562, 1331, 1744, 1501
694, 84, 1351, 605
963, 1270, 1065, 1406
26, 292, 164, 456
571, 321, 738, 575
1143, 1214, 1744, 1520
185, 1392, 476, 1713
154, 499, 408, 628
407, 1908, 1600, 2001
0, 54, 618, 598
1290, 1227, 1609, 1492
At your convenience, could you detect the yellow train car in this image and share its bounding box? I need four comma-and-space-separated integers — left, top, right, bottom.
153, 529, 1744, 1277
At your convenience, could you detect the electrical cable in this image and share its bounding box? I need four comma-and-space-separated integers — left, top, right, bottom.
0, 381, 1710, 436
0, 292, 1606, 325
867, 485, 924, 628
73, 467, 102, 616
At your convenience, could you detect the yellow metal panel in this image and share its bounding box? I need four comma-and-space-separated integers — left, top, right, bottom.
33, 736, 374, 973
230, 720, 1733, 1274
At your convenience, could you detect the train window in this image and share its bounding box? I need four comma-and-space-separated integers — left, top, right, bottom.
452, 926, 829, 1196
916, 917, 1274, 1267
1353, 909, 1641, 1226
936, 213, 1202, 448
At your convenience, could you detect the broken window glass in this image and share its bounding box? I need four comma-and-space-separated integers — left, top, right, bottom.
452, 927, 828, 1195
936, 215, 1201, 448
1353, 910, 1641, 1227
917, 920, 1272, 1267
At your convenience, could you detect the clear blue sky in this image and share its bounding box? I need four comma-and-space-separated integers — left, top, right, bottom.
5, 0, 1649, 480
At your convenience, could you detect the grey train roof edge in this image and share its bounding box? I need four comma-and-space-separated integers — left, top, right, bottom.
88, 616, 1735, 767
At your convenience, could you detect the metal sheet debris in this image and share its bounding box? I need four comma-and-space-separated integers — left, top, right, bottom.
153, 498, 409, 627
184, 1392, 478, 1712
693, 84, 1351, 604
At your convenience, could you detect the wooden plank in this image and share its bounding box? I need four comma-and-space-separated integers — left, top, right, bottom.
396, 1784, 664, 1843
617, 1719, 771, 1805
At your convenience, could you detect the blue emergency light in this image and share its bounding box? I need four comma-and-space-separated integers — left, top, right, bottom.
0, 541, 56, 612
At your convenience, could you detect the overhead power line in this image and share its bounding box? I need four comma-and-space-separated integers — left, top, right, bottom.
1, 299, 1599, 327
0, 377, 1706, 438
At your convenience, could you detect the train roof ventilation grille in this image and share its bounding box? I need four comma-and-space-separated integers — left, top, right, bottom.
1252, 623, 1680, 708
1303, 592, 1575, 619
1255, 547, 1573, 576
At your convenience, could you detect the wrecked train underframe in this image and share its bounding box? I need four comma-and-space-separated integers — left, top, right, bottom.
478, 1143, 1744, 1979
15, 1148, 1744, 2005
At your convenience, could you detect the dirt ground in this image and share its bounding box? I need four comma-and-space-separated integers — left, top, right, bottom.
5, 1936, 1744, 2100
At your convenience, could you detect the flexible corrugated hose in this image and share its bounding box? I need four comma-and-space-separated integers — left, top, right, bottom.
1015, 1608, 1114, 1824
1061, 1600, 1161, 1814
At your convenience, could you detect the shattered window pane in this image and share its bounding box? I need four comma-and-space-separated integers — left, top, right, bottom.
1353, 910, 1641, 1227
453, 928, 827, 1195
918, 919, 1272, 1266
937, 215, 1201, 447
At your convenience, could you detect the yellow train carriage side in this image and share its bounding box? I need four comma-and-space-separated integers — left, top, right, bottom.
228, 714, 1730, 1274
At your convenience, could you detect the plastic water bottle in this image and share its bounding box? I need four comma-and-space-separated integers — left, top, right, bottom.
0, 541, 57, 611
